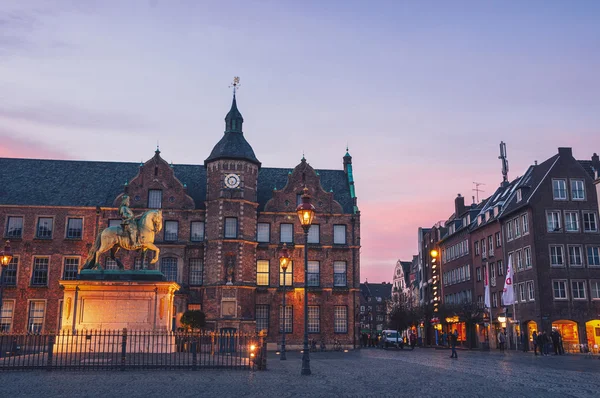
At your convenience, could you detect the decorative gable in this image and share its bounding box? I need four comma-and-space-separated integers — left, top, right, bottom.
264, 158, 344, 214
113, 150, 195, 210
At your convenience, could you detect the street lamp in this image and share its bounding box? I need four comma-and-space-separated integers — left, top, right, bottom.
279, 243, 291, 361
0, 241, 14, 330
296, 186, 315, 376
430, 249, 439, 313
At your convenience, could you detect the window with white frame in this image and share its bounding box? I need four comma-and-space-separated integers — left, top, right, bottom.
333, 225, 347, 244
497, 259, 504, 275
190, 221, 205, 242
482, 239, 487, 257
2, 257, 18, 286
160, 257, 178, 282
334, 261, 347, 287
490, 263, 496, 287
148, 189, 162, 208
506, 223, 513, 241
564, 212, 579, 232
571, 179, 585, 200
516, 250, 523, 271
474, 241, 479, 255
514, 219, 521, 237
256, 305, 269, 333
280, 260, 293, 286
476, 267, 481, 282
5, 216, 23, 239
492, 292, 498, 308
526, 281, 535, 301
591, 281, 600, 300
568, 246, 583, 267
522, 214, 529, 235
588, 246, 600, 266
307, 261, 320, 287
224, 218, 238, 239
279, 305, 292, 333
495, 232, 502, 248
465, 264, 471, 280
164, 221, 179, 241
552, 179, 567, 200
516, 189, 522, 202
334, 306, 348, 333
62, 257, 79, 280
256, 223, 270, 243
280, 224, 293, 243
66, 217, 83, 239
550, 246, 564, 267
0, 300, 14, 332
28, 301, 45, 334
488, 236, 494, 255
308, 306, 320, 333
583, 212, 598, 232
519, 283, 526, 302
307, 224, 320, 244
547, 211, 561, 232
552, 280, 568, 300
572, 281, 586, 299
31, 257, 49, 286
36, 217, 53, 239
189, 258, 203, 286
256, 260, 270, 286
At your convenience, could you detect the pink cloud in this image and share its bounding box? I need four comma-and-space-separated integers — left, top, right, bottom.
0, 134, 74, 159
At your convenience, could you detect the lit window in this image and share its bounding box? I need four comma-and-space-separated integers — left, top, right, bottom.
257, 260, 270, 286
0, 300, 14, 332
2, 257, 18, 286
279, 260, 293, 287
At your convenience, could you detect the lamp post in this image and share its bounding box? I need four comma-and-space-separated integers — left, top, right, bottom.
0, 241, 14, 330
279, 244, 291, 361
296, 186, 315, 376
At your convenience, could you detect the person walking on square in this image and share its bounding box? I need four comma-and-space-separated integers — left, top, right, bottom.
409, 331, 417, 350
536, 331, 545, 356
498, 329, 506, 352
532, 331, 538, 356
551, 328, 560, 355
542, 331, 550, 356
450, 329, 458, 358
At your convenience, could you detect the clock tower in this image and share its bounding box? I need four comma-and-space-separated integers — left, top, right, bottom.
203, 85, 261, 333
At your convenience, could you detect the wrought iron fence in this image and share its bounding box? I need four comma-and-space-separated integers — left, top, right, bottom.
0, 330, 266, 371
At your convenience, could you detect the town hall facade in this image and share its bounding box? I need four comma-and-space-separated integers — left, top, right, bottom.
0, 94, 361, 348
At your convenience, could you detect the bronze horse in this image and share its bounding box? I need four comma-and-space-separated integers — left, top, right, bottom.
82, 209, 163, 270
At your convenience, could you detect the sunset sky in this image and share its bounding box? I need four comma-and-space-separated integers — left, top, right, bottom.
1, 1, 599, 283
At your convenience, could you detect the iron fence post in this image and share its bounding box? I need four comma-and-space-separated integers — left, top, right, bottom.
121, 328, 127, 371
46, 335, 55, 371
191, 338, 197, 371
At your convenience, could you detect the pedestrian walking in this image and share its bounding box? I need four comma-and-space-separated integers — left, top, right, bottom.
409, 331, 417, 350
498, 329, 506, 352
542, 331, 550, 356
536, 331, 545, 356
532, 331, 538, 355
551, 328, 560, 355
450, 329, 458, 359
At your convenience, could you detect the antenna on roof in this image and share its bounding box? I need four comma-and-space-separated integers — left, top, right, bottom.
499, 141, 509, 184
472, 182, 485, 203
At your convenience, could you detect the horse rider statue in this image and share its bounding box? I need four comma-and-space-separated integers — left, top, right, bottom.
120, 195, 138, 249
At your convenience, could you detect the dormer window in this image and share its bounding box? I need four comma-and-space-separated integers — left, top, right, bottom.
516, 189, 522, 203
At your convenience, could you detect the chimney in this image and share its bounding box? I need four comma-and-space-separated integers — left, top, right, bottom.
558, 147, 572, 157
455, 194, 465, 217
592, 153, 600, 172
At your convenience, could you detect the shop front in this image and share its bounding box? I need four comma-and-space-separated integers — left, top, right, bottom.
585, 320, 600, 353
552, 320, 579, 353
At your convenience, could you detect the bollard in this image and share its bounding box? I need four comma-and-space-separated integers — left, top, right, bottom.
47, 335, 55, 371
191, 339, 198, 371
121, 328, 127, 371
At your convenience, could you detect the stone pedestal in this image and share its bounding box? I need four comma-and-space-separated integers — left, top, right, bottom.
59, 270, 180, 332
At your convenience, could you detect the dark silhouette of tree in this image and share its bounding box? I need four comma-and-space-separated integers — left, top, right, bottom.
180, 310, 206, 331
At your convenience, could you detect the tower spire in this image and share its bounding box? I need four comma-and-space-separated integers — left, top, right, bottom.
225, 77, 243, 133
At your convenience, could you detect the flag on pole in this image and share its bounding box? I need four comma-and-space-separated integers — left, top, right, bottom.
484, 264, 491, 309
502, 255, 515, 305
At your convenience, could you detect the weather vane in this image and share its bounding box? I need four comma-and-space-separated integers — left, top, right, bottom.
230, 76, 241, 95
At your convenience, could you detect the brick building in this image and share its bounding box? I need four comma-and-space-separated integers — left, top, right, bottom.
0, 94, 361, 348
391, 260, 411, 306
359, 282, 392, 336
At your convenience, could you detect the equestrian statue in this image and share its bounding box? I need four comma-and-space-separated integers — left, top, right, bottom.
82, 195, 163, 270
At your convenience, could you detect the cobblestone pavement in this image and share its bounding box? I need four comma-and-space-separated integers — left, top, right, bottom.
2, 348, 600, 398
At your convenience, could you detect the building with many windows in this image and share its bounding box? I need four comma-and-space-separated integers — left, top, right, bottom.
0, 93, 361, 348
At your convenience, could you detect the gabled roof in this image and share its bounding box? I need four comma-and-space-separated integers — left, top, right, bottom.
578, 160, 597, 180
360, 282, 392, 300
0, 158, 355, 213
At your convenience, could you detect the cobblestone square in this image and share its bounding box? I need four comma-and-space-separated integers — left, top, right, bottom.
3, 348, 600, 397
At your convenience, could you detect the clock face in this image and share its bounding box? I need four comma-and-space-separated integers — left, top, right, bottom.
224, 173, 241, 189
